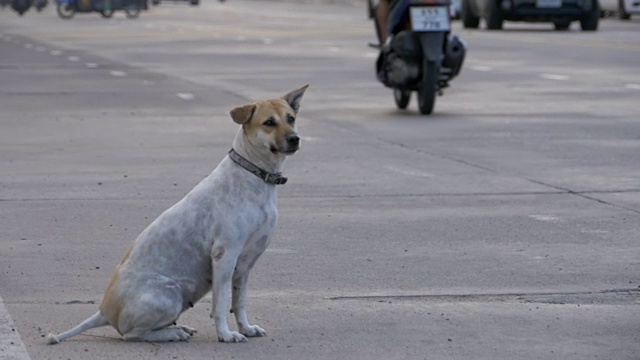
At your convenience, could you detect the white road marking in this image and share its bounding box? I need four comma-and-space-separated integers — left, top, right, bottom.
35, 47, 46, 52
364, 52, 378, 58
580, 229, 610, 234
540, 73, 569, 81
328, 46, 340, 52
0, 296, 31, 360
528, 214, 564, 223
85, 63, 99, 68
300, 136, 318, 142
50, 50, 62, 56
625, 83, 640, 90
110, 70, 127, 77
176, 92, 195, 100
262, 38, 273, 45
470, 65, 492, 72
67, 56, 80, 62
24, 43, 33, 49
265, 248, 297, 254
382, 165, 434, 178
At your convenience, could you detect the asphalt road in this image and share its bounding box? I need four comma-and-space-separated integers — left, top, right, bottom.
1, 2, 639, 359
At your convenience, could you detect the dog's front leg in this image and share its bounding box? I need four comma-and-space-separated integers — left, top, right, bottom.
232, 273, 266, 338
211, 246, 246, 343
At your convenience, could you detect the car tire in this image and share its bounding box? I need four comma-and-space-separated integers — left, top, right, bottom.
618, 0, 631, 19
485, 1, 503, 30
553, 20, 571, 30
580, 0, 599, 31
461, 0, 480, 28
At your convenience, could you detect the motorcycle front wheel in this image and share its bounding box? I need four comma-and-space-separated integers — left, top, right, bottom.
393, 89, 411, 110
417, 60, 438, 115
56, 1, 75, 18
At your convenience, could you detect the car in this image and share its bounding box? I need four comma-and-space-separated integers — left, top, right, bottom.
461, 0, 600, 30
600, 0, 640, 19
452, 0, 462, 18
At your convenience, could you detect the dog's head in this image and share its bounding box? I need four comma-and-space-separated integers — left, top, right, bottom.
230, 85, 308, 157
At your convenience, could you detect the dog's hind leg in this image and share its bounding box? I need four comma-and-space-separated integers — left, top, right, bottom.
118, 284, 194, 343
123, 326, 192, 342
46, 311, 109, 344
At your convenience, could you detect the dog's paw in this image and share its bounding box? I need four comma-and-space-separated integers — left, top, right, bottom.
172, 329, 192, 342
217, 331, 247, 343
240, 325, 266, 338
175, 325, 197, 336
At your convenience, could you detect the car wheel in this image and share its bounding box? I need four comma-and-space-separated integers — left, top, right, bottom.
580, 0, 599, 31
461, 0, 480, 28
100, 8, 114, 18
485, 0, 503, 30
618, 0, 631, 19
553, 20, 571, 30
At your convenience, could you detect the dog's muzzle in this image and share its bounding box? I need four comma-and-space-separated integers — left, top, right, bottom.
283, 134, 300, 154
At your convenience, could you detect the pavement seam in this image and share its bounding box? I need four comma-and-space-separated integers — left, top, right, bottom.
329, 288, 640, 302
368, 139, 640, 216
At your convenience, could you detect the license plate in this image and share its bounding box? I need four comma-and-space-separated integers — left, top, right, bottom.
536, 0, 562, 8
410, 6, 451, 32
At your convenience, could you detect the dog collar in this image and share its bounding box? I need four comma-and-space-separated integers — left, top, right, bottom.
228, 149, 288, 185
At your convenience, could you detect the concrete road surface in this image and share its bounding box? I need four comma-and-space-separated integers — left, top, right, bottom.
1, 1, 639, 359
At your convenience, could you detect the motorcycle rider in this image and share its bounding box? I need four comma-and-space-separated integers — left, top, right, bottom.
375, 0, 391, 44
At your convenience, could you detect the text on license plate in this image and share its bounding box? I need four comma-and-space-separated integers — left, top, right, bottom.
410, 6, 451, 32
536, 0, 562, 7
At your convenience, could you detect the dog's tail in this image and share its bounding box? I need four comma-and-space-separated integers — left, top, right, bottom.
46, 311, 109, 345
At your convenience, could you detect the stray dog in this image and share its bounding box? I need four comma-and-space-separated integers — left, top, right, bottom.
47, 85, 308, 344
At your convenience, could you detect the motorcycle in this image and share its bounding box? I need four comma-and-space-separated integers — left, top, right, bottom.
34, 0, 48, 11
56, 0, 141, 19
369, 0, 466, 115
10, 0, 31, 15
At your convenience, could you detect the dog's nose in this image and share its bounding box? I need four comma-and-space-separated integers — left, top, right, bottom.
287, 135, 300, 146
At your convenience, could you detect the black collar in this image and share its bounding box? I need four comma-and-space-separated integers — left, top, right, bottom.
228, 149, 288, 185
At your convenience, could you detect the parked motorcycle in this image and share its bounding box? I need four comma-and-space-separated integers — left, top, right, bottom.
34, 0, 48, 11
369, 0, 466, 115
11, 0, 31, 15
56, 0, 141, 19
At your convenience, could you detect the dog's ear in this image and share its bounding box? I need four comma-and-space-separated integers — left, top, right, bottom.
230, 104, 256, 125
282, 85, 309, 112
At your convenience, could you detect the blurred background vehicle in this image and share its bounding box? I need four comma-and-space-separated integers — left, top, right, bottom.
151, 0, 199, 6
56, 0, 145, 18
461, 0, 600, 30
600, 0, 640, 18
452, 0, 462, 18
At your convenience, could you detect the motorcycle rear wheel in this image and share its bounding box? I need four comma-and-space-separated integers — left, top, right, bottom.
393, 89, 411, 110
56, 2, 75, 18
417, 61, 438, 115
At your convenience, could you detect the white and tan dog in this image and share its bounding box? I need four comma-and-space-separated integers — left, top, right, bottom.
47, 85, 308, 344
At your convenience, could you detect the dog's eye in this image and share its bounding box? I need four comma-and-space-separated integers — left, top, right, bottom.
262, 118, 276, 127
287, 115, 295, 125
